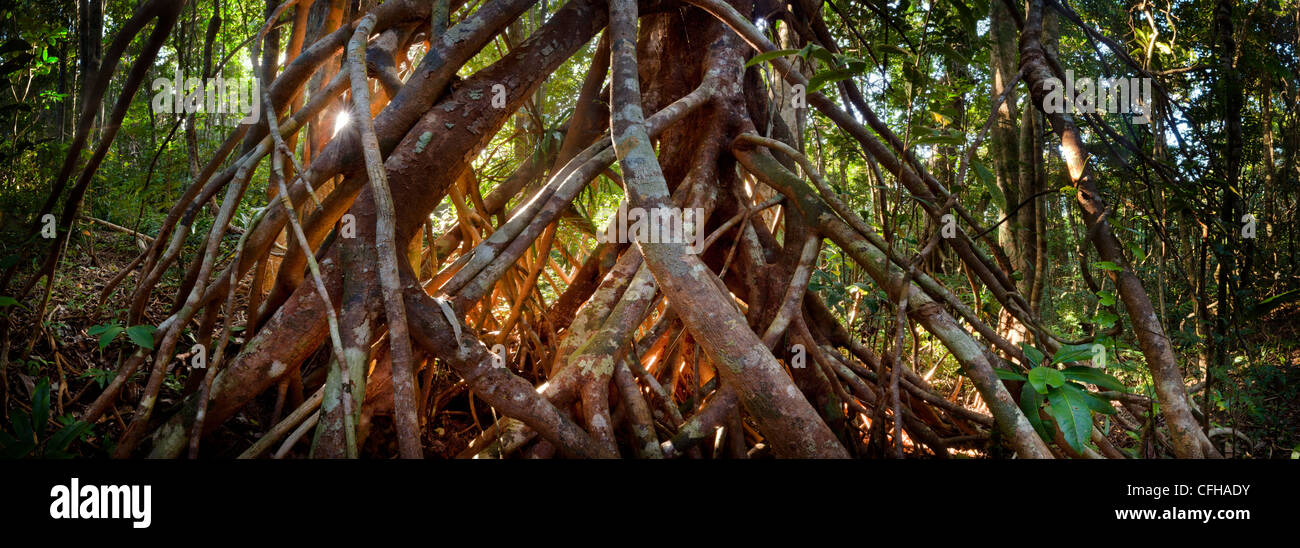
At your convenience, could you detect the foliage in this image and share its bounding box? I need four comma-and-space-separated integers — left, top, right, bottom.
0, 378, 93, 458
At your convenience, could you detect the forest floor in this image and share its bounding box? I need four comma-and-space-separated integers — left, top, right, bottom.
4, 226, 1297, 458
1, 227, 485, 458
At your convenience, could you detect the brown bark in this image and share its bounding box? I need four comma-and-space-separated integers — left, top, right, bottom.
609, 0, 847, 457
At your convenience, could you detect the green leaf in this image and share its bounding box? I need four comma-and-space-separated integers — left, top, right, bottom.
838, 55, 867, 73
1027, 366, 1065, 394
799, 44, 837, 68
1128, 241, 1148, 263
46, 421, 91, 455
808, 68, 858, 92
1020, 344, 1045, 368
0, 296, 18, 307
1092, 310, 1119, 329
126, 325, 156, 350
1096, 290, 1116, 307
1261, 287, 1300, 308
744, 48, 801, 68
1020, 382, 1052, 442
92, 325, 124, 351
1047, 386, 1093, 454
32, 378, 49, 438
11, 409, 33, 447
1094, 261, 1123, 272
1064, 383, 1117, 415
995, 368, 1027, 381
1062, 366, 1128, 392
1251, 288, 1300, 319
1050, 344, 1095, 365
972, 160, 1006, 211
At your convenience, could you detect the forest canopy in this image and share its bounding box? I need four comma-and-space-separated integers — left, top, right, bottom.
0, 0, 1296, 460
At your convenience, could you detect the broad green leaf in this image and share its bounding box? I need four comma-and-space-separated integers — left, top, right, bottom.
46, 421, 91, 454
1128, 242, 1148, 263
1047, 386, 1093, 454
1027, 366, 1065, 394
1062, 366, 1128, 392
1092, 310, 1119, 329
1064, 383, 1117, 415
1020, 344, 1045, 368
972, 160, 1006, 211
94, 325, 124, 351
1094, 261, 1123, 272
32, 378, 49, 438
1251, 288, 1300, 318
838, 55, 867, 73
1260, 288, 1300, 306
1020, 382, 1052, 442
1096, 290, 1116, 307
126, 325, 156, 350
1050, 344, 1094, 365
808, 68, 858, 92
12, 409, 33, 447
801, 44, 838, 68
744, 48, 801, 68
